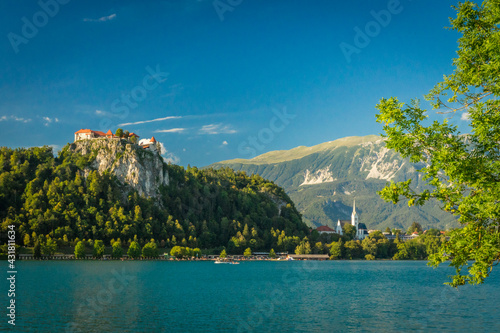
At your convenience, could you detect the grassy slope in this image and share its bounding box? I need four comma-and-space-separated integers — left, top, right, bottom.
217, 135, 382, 165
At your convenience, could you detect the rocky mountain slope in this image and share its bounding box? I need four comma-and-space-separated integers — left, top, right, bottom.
211, 135, 458, 231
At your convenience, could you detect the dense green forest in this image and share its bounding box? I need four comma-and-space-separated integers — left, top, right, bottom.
0, 144, 309, 254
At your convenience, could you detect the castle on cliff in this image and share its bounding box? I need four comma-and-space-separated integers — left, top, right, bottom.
74, 129, 159, 152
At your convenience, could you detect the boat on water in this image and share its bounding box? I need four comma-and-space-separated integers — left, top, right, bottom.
214, 259, 240, 264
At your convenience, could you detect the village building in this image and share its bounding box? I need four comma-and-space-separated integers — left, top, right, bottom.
335, 219, 351, 235
316, 225, 336, 235
314, 200, 368, 239
74, 129, 109, 141
334, 200, 368, 240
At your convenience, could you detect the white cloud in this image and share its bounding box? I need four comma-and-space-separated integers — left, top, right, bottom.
83, 13, 117, 22
42, 117, 59, 126
159, 142, 180, 164
0, 115, 32, 123
95, 109, 112, 117
163, 153, 180, 164
119, 116, 182, 126
199, 123, 237, 135
153, 128, 186, 133
461, 112, 470, 121
48, 144, 62, 152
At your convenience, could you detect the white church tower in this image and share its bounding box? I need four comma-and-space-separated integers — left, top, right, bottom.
335, 200, 367, 239
351, 199, 359, 230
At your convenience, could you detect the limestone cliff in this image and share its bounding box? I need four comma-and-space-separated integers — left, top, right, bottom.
69, 139, 169, 198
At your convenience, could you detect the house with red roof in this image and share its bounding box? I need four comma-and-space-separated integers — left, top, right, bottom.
316, 225, 336, 235
74, 129, 108, 141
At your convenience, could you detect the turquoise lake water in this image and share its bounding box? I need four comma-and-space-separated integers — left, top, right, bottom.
5, 260, 500, 332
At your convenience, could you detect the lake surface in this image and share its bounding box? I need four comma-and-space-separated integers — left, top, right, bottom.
6, 260, 500, 332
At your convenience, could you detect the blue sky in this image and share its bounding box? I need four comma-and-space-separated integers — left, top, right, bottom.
0, 0, 467, 166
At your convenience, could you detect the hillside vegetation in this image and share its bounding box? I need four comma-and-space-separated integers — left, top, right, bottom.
0, 142, 309, 253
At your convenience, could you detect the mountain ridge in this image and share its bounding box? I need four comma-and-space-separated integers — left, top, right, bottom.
211, 135, 458, 231
219, 135, 383, 165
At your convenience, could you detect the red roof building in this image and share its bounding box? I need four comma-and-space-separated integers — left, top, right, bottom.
138, 136, 160, 152
74, 129, 107, 141
316, 225, 336, 234
74, 129, 124, 141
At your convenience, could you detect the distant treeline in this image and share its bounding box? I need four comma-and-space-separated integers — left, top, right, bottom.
306, 228, 447, 260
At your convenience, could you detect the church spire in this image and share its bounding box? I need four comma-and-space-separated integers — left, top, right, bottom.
351, 199, 358, 229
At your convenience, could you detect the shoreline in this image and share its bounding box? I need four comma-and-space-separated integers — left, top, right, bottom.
10, 255, 424, 262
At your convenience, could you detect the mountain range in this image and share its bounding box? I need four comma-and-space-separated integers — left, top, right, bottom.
211, 135, 458, 231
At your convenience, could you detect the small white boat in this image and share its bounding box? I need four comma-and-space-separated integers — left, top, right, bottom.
215, 259, 239, 264
214, 259, 231, 264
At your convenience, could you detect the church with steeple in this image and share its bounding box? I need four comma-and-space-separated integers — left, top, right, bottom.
335, 200, 368, 239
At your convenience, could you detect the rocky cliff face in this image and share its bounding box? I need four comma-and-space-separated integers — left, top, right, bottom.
70, 139, 169, 198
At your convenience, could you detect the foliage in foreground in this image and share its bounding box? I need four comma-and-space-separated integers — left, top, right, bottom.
376, 0, 500, 287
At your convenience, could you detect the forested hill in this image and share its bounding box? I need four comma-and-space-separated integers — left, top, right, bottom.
211, 135, 459, 231
0, 140, 309, 253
